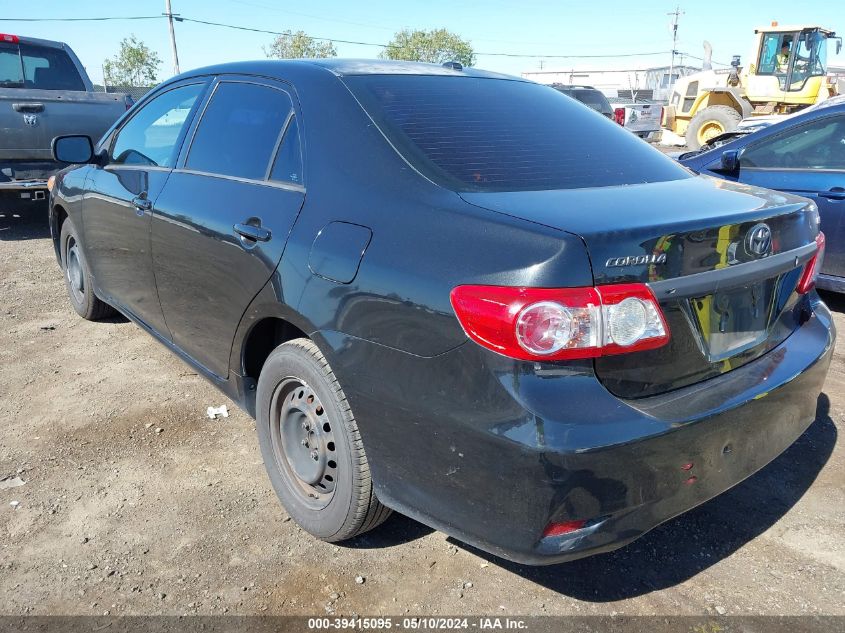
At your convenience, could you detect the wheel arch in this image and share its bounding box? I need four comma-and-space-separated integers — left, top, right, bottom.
50, 203, 69, 265
705, 88, 753, 119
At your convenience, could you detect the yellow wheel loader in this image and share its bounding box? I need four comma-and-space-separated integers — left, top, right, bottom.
663, 24, 842, 149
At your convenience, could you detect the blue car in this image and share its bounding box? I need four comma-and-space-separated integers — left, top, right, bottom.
679, 99, 845, 293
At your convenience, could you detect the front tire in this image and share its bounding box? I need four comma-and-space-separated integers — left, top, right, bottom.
59, 218, 115, 321
256, 338, 391, 541
685, 105, 742, 150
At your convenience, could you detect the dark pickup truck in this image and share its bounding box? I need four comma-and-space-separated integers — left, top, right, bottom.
0, 33, 131, 214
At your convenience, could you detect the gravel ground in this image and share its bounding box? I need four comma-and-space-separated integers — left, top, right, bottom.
1, 210, 843, 617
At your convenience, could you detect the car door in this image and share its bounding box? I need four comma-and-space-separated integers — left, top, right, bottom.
82, 81, 207, 333
706, 113, 845, 283
151, 76, 305, 378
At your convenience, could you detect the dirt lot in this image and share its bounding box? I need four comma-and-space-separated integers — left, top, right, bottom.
1, 211, 844, 617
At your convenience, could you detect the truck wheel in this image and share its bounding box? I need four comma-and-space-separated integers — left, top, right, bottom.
686, 105, 742, 150
59, 219, 115, 321
256, 338, 392, 541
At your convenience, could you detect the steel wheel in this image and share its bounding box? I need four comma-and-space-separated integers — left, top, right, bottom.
697, 120, 725, 146
66, 236, 85, 305
270, 377, 338, 509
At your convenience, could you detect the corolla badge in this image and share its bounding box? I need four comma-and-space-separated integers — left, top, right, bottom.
23, 114, 38, 127
745, 223, 772, 257
606, 253, 667, 267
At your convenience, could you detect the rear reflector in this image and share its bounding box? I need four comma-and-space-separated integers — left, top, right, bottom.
542, 519, 588, 538
450, 283, 670, 361
0, 34, 20, 44
797, 232, 825, 294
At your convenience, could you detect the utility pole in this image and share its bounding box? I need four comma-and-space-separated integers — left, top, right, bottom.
165, 0, 180, 76
667, 5, 683, 94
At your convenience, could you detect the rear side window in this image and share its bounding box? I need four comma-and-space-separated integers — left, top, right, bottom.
186, 82, 292, 181
19, 43, 85, 91
0, 43, 23, 87
345, 75, 689, 192
269, 115, 303, 185
111, 83, 203, 167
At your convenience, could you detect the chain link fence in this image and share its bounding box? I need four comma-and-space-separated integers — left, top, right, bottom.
92, 84, 155, 102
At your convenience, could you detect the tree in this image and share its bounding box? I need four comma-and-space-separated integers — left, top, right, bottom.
103, 35, 161, 87
264, 31, 337, 59
380, 29, 475, 67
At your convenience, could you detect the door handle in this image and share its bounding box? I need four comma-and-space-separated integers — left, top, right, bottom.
234, 222, 271, 243
13, 102, 44, 113
818, 189, 845, 201
131, 194, 152, 213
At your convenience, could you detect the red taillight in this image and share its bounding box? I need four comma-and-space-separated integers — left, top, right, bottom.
449, 283, 670, 361
797, 232, 826, 294
613, 107, 625, 126
542, 520, 587, 538
0, 33, 20, 43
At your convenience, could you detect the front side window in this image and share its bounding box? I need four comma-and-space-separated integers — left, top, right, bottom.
742, 115, 845, 170
789, 32, 827, 90
186, 82, 292, 181
111, 83, 203, 167
345, 75, 689, 192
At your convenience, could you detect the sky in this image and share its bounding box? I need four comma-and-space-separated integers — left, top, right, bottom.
2, 0, 844, 85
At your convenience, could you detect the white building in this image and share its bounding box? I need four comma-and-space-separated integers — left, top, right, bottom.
521, 64, 700, 101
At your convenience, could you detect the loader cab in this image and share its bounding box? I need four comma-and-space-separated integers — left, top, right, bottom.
747, 26, 840, 105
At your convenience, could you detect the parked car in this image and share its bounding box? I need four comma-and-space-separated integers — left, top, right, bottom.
683, 95, 845, 153
0, 33, 130, 215
608, 97, 663, 139
550, 83, 614, 119
679, 99, 845, 293
49, 60, 834, 565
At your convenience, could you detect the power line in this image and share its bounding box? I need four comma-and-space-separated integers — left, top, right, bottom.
0, 13, 698, 63
0, 16, 163, 22
179, 17, 672, 59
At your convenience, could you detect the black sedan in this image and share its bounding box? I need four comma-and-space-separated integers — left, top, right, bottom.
679, 99, 845, 293
48, 60, 834, 565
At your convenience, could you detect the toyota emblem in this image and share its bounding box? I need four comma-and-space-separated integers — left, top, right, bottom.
746, 223, 773, 257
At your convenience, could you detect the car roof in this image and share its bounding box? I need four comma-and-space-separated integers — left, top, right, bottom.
2, 34, 73, 50
177, 58, 522, 83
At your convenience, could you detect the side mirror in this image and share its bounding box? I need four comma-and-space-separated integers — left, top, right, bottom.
720, 149, 741, 174
52, 135, 95, 164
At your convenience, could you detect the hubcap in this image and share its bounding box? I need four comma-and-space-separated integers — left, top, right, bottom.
270, 378, 337, 507
66, 237, 85, 303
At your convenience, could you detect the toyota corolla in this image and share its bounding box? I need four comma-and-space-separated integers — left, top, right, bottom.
48, 60, 835, 565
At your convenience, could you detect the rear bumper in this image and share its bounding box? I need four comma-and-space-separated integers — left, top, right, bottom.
817, 274, 845, 294
0, 179, 48, 190
322, 296, 836, 565
0, 180, 49, 213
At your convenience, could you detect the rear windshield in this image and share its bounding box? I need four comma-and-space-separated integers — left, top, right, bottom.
344, 75, 689, 192
0, 42, 85, 91
571, 89, 612, 112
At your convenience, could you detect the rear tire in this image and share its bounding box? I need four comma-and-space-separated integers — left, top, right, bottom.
686, 105, 742, 150
59, 218, 115, 321
255, 338, 391, 541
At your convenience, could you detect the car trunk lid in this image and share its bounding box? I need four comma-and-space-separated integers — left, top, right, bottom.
460, 176, 821, 397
